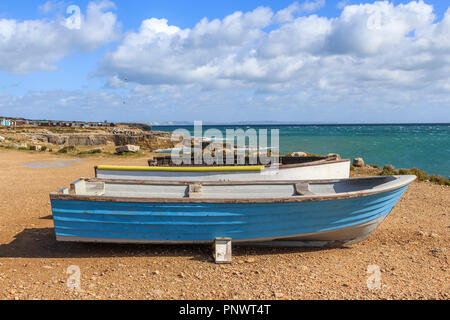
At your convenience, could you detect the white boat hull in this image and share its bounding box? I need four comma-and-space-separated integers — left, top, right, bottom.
96, 160, 350, 181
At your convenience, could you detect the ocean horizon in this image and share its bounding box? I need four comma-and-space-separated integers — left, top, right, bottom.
149, 122, 450, 126
152, 123, 450, 178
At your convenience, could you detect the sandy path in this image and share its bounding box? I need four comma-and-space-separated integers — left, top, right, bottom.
0, 149, 448, 300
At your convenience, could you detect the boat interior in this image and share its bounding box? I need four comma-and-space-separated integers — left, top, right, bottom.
54, 176, 415, 200
149, 155, 334, 167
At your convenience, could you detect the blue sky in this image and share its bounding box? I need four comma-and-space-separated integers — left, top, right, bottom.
0, 0, 450, 123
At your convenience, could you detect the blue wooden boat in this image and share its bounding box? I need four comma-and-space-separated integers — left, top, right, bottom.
49, 175, 415, 247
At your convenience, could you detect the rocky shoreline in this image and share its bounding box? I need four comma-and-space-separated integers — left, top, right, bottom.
0, 126, 176, 154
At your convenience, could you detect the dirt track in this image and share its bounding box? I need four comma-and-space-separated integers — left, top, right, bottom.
0, 149, 448, 300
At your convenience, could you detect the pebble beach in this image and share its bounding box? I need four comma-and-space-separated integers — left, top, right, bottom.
0, 149, 448, 300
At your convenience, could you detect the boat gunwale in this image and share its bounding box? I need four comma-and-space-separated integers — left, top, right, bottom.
95, 165, 265, 173
50, 175, 416, 204
275, 157, 350, 169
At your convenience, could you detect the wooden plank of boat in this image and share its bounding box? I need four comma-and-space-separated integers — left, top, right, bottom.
50, 175, 416, 246
95, 157, 351, 181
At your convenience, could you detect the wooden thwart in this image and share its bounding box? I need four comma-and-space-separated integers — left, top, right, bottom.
295, 183, 314, 196
188, 183, 203, 198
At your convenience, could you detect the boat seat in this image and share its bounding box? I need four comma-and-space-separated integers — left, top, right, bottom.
295, 183, 315, 196
187, 183, 203, 198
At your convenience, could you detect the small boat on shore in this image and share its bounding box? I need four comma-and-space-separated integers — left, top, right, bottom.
50, 175, 415, 247
95, 155, 351, 181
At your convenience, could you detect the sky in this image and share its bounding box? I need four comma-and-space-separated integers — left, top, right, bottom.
0, 0, 450, 123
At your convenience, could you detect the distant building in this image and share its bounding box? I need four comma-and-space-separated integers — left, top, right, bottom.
1, 117, 116, 128
25, 120, 37, 126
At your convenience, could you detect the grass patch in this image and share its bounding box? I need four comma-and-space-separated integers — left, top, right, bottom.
397, 168, 410, 175
409, 168, 430, 181
58, 146, 78, 154
378, 166, 449, 185
430, 175, 450, 186
115, 151, 140, 156
78, 148, 102, 155
379, 165, 396, 176
47, 128, 78, 134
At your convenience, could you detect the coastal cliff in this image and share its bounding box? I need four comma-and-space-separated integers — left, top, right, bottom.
0, 127, 176, 151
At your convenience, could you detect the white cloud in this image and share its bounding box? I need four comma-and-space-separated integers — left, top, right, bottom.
274, 0, 325, 23
38, 1, 57, 14
337, 1, 350, 10
97, 0, 450, 118
99, 6, 274, 85
274, 2, 301, 23
1, 82, 448, 123
0, 0, 120, 74
105, 74, 130, 89
326, 1, 435, 56
300, 0, 326, 12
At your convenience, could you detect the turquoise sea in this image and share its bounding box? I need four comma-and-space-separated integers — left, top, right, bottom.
152, 124, 450, 178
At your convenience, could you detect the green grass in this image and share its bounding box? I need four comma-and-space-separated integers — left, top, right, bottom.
409, 168, 430, 181
47, 128, 78, 134
397, 168, 410, 175
379, 165, 396, 176
378, 166, 449, 185
114, 151, 140, 156
430, 175, 450, 186
58, 146, 78, 154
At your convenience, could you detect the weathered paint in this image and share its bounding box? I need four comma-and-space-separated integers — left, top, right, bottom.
96, 165, 265, 172
51, 184, 410, 244
95, 160, 350, 181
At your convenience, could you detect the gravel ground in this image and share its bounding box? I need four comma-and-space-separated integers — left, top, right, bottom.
0, 150, 448, 300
